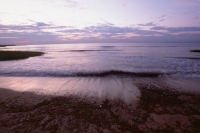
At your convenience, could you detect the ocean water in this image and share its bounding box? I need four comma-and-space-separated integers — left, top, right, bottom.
0, 43, 200, 102
0, 43, 200, 78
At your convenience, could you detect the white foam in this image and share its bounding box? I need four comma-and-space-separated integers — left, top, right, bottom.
0, 76, 140, 104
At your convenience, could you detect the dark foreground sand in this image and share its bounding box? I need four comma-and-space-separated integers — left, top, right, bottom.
0, 80, 200, 133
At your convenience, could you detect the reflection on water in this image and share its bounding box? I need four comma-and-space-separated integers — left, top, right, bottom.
0, 77, 140, 104
0, 43, 199, 103
0, 43, 200, 78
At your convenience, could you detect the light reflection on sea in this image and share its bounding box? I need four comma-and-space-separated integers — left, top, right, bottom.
0, 43, 200, 102
0, 43, 199, 78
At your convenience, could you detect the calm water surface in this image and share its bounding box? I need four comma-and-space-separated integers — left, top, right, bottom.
0, 43, 200, 78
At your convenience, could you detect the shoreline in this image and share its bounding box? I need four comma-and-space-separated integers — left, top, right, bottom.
0, 77, 200, 132
0, 45, 16, 47
0, 50, 44, 61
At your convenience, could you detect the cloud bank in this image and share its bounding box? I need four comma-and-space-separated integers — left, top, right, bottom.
0, 22, 200, 44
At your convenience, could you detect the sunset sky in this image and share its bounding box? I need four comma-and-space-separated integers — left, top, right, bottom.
0, 0, 200, 44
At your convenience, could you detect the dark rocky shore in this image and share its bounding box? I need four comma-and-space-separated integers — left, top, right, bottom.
0, 82, 200, 133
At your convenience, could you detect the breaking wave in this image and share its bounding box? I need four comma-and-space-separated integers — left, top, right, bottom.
1, 70, 167, 77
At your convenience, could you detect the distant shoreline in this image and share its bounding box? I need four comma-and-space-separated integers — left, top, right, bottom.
0, 44, 16, 47
0, 50, 44, 61
191, 49, 200, 53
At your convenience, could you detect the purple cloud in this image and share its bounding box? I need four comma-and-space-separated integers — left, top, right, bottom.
151, 26, 200, 32
159, 19, 165, 22
1, 23, 200, 44
158, 15, 166, 19
137, 22, 157, 27
36, 22, 51, 27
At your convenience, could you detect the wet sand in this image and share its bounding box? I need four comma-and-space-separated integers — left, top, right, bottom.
0, 77, 200, 133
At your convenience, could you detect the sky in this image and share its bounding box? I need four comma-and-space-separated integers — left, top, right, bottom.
0, 0, 200, 44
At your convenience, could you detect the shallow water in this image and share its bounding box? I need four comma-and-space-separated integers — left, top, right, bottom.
0, 43, 200, 78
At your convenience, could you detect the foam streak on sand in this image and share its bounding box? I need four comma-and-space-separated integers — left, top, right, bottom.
0, 76, 140, 104
0, 76, 200, 132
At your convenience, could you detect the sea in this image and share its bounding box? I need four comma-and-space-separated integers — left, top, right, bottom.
0, 43, 200, 103
0, 43, 200, 78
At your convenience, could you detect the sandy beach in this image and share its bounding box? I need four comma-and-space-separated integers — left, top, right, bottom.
0, 77, 200, 133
